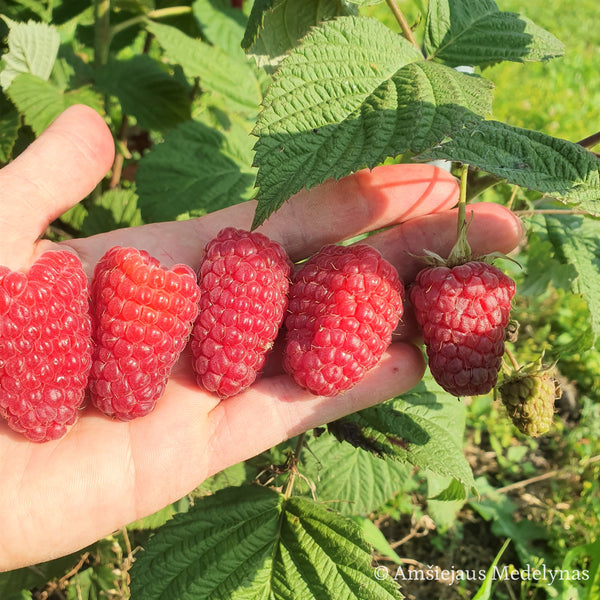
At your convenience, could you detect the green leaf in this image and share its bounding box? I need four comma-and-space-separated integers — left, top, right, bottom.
425, 472, 466, 529
192, 0, 248, 58
242, 0, 357, 71
561, 539, 600, 599
147, 20, 261, 118
542, 213, 600, 341
241, 0, 274, 50
300, 431, 412, 516
0, 554, 83, 600
518, 219, 577, 296
350, 516, 404, 565
345, 0, 383, 6
472, 538, 511, 600
0, 107, 19, 162
0, 18, 60, 90
197, 461, 253, 494
129, 485, 401, 600
424, 0, 564, 67
252, 16, 493, 227
0, 569, 43, 600
328, 371, 476, 492
80, 188, 143, 236
127, 497, 190, 531
277, 496, 400, 599
6, 73, 103, 135
94, 54, 191, 132
420, 120, 600, 214
65, 565, 116, 600
136, 119, 256, 222
469, 477, 549, 566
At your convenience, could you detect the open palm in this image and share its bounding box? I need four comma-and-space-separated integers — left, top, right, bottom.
0, 105, 522, 570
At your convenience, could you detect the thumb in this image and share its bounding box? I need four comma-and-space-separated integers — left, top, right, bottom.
0, 104, 115, 270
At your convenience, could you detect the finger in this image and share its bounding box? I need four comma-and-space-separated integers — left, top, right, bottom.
367, 202, 524, 283
201, 342, 426, 479
260, 163, 460, 259
0, 105, 114, 269
67, 164, 458, 273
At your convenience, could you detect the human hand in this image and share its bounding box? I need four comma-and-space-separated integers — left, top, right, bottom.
0, 105, 522, 570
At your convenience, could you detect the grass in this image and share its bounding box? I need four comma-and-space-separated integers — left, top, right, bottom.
485, 0, 600, 142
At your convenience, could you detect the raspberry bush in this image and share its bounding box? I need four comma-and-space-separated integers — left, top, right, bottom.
1, 1, 600, 599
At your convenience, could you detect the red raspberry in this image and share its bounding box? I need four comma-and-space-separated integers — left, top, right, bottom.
191, 228, 292, 398
283, 244, 404, 396
409, 261, 516, 396
89, 247, 200, 420
0, 251, 92, 442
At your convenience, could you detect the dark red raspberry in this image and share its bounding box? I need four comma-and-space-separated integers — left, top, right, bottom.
191, 228, 292, 398
409, 261, 516, 396
90, 247, 200, 420
283, 244, 404, 396
0, 251, 92, 442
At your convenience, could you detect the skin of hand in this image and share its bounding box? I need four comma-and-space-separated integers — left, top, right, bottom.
0, 105, 523, 571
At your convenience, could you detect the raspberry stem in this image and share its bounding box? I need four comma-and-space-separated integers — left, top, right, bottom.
457, 163, 469, 239
504, 345, 521, 372
384, 0, 421, 52
446, 164, 473, 266
283, 432, 307, 500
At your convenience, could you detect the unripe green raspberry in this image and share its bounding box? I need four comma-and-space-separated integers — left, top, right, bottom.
499, 371, 557, 437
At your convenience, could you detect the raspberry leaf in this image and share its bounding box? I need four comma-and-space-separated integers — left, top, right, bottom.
419, 120, 600, 214
137, 119, 256, 222
299, 431, 413, 516
469, 478, 550, 565
534, 213, 600, 345
61, 189, 142, 236
6, 73, 103, 135
192, 0, 248, 59
242, 0, 357, 71
0, 17, 60, 90
328, 373, 476, 493
147, 20, 262, 119
94, 55, 191, 132
129, 485, 401, 600
251, 16, 493, 227
560, 539, 600, 599
424, 0, 564, 67
0, 108, 19, 162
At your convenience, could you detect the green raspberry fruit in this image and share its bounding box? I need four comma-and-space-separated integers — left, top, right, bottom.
499, 371, 557, 437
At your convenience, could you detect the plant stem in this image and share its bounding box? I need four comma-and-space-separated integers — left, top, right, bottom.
504, 346, 521, 372
94, 0, 111, 69
457, 163, 469, 239
577, 130, 600, 149
283, 432, 307, 500
110, 5, 192, 40
384, 0, 421, 50
110, 114, 129, 188
506, 184, 519, 211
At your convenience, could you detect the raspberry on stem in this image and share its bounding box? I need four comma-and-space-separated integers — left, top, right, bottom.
409, 261, 516, 396
408, 165, 517, 397
499, 354, 558, 437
